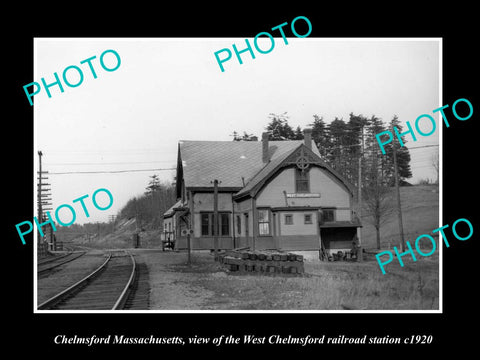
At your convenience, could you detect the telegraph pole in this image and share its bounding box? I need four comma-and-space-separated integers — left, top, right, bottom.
37, 151, 53, 253
357, 157, 362, 241
392, 138, 406, 252
37, 151, 43, 255
37, 151, 43, 226
357, 126, 364, 260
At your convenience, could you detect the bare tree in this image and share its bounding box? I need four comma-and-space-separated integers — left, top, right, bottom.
362, 149, 395, 249
363, 184, 395, 249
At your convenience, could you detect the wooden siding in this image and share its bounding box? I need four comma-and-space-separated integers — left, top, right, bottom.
236, 229, 277, 250
278, 211, 318, 236
255, 236, 276, 250
193, 192, 233, 212
235, 197, 252, 212
335, 209, 351, 221
277, 235, 320, 250
176, 236, 234, 250
256, 167, 351, 213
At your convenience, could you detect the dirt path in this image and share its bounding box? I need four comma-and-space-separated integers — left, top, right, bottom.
131, 250, 218, 310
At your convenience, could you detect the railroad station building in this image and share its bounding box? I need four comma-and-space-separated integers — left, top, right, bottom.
163, 129, 361, 258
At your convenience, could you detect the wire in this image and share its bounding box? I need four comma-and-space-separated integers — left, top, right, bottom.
408, 144, 439, 150
48, 167, 176, 175
45, 160, 174, 166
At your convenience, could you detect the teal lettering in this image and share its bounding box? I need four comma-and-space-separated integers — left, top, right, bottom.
55, 204, 76, 226
92, 188, 114, 210
393, 241, 417, 267
452, 98, 473, 121
15, 221, 33, 245
415, 114, 436, 137
432, 224, 450, 248
376, 250, 393, 275
34, 211, 57, 237
254, 32, 275, 54
72, 194, 90, 217
80, 55, 98, 79
394, 120, 417, 147
376, 130, 393, 155
214, 48, 232, 72
452, 218, 473, 240
62, 65, 84, 88
23, 82, 41, 106
432, 104, 450, 128
291, 16, 312, 38
100, 49, 121, 72
414, 234, 437, 256
232, 39, 255, 65
271, 22, 289, 45
41, 72, 64, 98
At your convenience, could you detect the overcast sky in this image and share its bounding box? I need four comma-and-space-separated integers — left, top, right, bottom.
34, 38, 440, 224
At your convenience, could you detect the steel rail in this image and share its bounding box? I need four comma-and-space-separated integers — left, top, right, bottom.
37, 251, 87, 275
112, 251, 137, 310
38, 252, 73, 266
38, 252, 112, 310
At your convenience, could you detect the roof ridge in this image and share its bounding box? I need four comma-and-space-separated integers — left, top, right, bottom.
238, 144, 303, 196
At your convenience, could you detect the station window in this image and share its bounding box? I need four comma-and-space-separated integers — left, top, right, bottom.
258, 209, 271, 236
295, 168, 310, 193
236, 215, 241, 235
322, 209, 335, 223
201, 212, 230, 236
304, 213, 313, 224
285, 214, 293, 225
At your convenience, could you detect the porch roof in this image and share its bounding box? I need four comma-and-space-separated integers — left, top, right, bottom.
319, 220, 362, 228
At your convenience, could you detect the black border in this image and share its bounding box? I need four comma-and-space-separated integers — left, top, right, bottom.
6, 4, 479, 355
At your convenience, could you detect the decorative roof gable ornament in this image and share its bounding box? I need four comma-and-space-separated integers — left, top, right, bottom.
286, 146, 319, 173
296, 154, 310, 172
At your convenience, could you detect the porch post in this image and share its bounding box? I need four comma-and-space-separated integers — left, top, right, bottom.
251, 197, 256, 251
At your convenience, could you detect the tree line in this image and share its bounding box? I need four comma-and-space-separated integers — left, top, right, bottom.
118, 174, 176, 229
234, 112, 412, 187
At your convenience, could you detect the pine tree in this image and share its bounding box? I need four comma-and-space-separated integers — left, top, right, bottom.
384, 115, 413, 185
145, 174, 161, 195
310, 115, 329, 156
327, 117, 348, 179
232, 131, 255, 141
293, 125, 304, 140
364, 115, 388, 186
344, 113, 369, 186
266, 112, 295, 140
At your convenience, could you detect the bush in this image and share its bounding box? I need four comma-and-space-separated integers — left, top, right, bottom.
417, 178, 432, 185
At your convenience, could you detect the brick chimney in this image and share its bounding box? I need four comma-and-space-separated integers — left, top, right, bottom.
304, 128, 312, 150
262, 132, 270, 163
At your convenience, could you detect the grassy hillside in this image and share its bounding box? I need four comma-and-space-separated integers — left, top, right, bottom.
360, 184, 439, 249
69, 217, 165, 249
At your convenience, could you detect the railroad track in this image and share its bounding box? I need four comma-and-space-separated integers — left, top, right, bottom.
38, 250, 137, 310
38, 251, 87, 275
